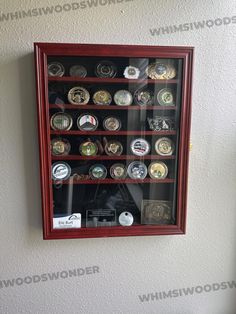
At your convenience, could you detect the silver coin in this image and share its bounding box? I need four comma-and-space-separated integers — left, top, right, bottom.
157, 88, 175, 106
48, 62, 65, 77
123, 66, 140, 79
110, 163, 127, 179
50, 112, 73, 131
103, 117, 121, 131
119, 212, 134, 226
95, 61, 117, 78
114, 90, 133, 106
89, 164, 107, 180
52, 162, 71, 181
127, 161, 147, 180
134, 88, 154, 106
131, 138, 150, 156
69, 65, 87, 77
77, 113, 98, 131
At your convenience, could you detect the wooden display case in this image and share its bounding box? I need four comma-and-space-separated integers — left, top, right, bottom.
34, 42, 193, 239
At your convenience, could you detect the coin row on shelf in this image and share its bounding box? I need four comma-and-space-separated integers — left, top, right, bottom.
49, 87, 175, 107
50, 112, 175, 132
51, 137, 175, 157
48, 60, 177, 80
52, 161, 170, 181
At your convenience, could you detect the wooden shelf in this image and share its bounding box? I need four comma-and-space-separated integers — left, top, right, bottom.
52, 178, 175, 185
49, 104, 177, 110
51, 155, 176, 161
50, 130, 176, 136
48, 77, 179, 84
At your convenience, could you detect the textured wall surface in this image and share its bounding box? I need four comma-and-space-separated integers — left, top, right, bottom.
0, 1, 236, 313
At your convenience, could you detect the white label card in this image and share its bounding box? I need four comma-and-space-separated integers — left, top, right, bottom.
53, 213, 81, 229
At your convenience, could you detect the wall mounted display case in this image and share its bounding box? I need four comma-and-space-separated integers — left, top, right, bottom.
34, 43, 193, 239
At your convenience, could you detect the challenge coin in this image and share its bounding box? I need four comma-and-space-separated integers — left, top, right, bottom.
146, 62, 176, 80
119, 212, 134, 226
134, 88, 154, 106
51, 138, 71, 156
114, 90, 133, 106
48, 62, 65, 77
89, 164, 107, 180
52, 162, 71, 181
103, 117, 121, 131
148, 161, 168, 179
95, 61, 117, 78
127, 161, 147, 180
104, 141, 123, 156
155, 137, 175, 156
77, 114, 98, 131
147, 116, 175, 131
93, 90, 112, 106
69, 65, 87, 78
157, 88, 175, 106
110, 163, 127, 179
50, 112, 73, 131
79, 141, 98, 156
68, 86, 90, 105
131, 138, 150, 156
123, 66, 140, 79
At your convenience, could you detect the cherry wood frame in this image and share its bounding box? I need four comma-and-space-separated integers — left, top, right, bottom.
34, 42, 194, 240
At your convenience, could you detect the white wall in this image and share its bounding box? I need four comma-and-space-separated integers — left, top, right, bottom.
0, 1, 236, 313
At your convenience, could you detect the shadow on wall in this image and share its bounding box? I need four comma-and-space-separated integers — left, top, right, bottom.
18, 52, 42, 237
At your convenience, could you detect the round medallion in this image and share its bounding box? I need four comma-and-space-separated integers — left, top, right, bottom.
48, 62, 65, 77
52, 162, 71, 181
114, 90, 133, 106
104, 141, 123, 156
110, 163, 127, 179
89, 164, 107, 180
127, 161, 147, 179
69, 65, 87, 78
68, 86, 90, 105
148, 161, 168, 179
134, 88, 154, 106
157, 88, 174, 106
77, 114, 98, 131
79, 141, 98, 156
131, 138, 150, 156
51, 138, 71, 156
119, 212, 134, 226
50, 112, 73, 131
146, 62, 176, 80
95, 61, 117, 78
103, 117, 121, 131
155, 137, 175, 156
93, 90, 112, 106
123, 66, 140, 79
